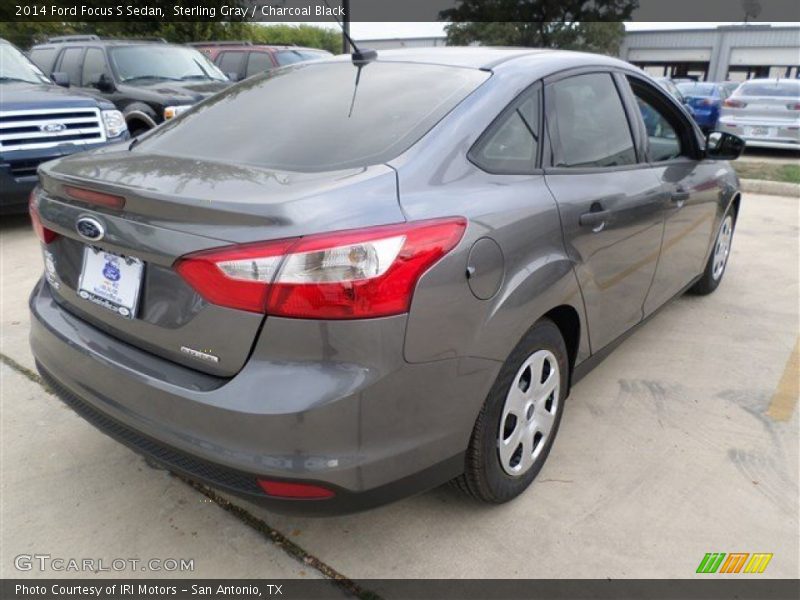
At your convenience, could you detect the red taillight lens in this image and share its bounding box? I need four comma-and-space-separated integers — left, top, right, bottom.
29, 190, 58, 244
257, 479, 335, 499
63, 185, 126, 210
723, 99, 747, 108
175, 217, 467, 318
786, 102, 800, 111
175, 238, 296, 313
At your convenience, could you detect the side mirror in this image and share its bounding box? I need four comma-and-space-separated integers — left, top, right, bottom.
226, 71, 240, 82
51, 72, 69, 87
96, 73, 116, 92
705, 131, 745, 161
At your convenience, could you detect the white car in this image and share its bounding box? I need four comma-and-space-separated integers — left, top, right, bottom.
718, 78, 800, 150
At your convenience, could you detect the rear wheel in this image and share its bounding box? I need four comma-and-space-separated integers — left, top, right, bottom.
455, 319, 568, 503
690, 208, 736, 295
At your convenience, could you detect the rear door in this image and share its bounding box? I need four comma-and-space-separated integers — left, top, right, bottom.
622, 74, 720, 314
544, 70, 665, 352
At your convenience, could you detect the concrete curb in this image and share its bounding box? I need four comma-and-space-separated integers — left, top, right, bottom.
740, 178, 800, 197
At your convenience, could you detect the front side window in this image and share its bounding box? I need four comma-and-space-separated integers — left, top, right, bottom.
630, 83, 683, 162
470, 87, 540, 174
246, 52, 273, 78
58, 47, 84, 86
136, 62, 489, 172
81, 48, 109, 86
549, 73, 636, 168
217, 51, 245, 76
109, 45, 226, 83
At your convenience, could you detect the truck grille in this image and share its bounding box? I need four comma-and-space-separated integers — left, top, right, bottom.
0, 107, 106, 151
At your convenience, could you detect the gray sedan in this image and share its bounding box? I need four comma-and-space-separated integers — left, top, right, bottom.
718, 78, 800, 150
29, 48, 743, 514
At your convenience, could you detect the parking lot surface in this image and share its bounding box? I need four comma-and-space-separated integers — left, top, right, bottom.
1, 193, 798, 584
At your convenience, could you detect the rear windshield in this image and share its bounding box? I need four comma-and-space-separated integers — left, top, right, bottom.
735, 81, 800, 98
676, 82, 716, 96
136, 61, 489, 172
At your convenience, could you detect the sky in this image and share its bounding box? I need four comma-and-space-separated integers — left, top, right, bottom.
282, 21, 799, 40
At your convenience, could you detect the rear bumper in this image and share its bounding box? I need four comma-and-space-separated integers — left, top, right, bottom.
30, 278, 499, 514
718, 120, 800, 150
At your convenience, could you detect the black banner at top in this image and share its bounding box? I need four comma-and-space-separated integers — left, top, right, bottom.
2, 0, 800, 22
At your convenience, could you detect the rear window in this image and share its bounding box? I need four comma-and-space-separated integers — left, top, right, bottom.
676, 82, 717, 96
136, 61, 489, 172
735, 81, 800, 98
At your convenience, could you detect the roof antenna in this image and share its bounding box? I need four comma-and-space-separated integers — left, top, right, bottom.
322, 0, 377, 65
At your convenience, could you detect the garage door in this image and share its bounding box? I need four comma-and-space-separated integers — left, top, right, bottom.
729, 47, 800, 66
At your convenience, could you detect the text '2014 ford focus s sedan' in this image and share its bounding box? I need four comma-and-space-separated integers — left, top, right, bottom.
29, 48, 744, 514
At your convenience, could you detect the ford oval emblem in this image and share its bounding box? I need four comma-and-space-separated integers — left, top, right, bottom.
76, 217, 105, 242
41, 122, 66, 133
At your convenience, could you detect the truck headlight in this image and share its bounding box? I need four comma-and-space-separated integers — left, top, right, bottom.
101, 110, 127, 138
164, 105, 192, 120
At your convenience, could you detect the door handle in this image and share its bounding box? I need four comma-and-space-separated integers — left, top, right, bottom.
671, 189, 690, 207
579, 209, 611, 232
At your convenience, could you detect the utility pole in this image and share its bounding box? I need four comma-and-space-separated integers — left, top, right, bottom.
342, 0, 351, 53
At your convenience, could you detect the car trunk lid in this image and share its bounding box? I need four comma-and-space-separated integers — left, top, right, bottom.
35, 149, 404, 377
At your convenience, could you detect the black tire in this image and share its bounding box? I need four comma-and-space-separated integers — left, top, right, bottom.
454, 318, 569, 503
690, 205, 737, 296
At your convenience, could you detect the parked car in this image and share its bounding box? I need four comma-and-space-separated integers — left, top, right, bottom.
189, 41, 332, 80
718, 78, 800, 151
655, 77, 696, 119
675, 81, 731, 131
29, 48, 743, 514
28, 36, 231, 136
0, 38, 128, 215
719, 81, 741, 97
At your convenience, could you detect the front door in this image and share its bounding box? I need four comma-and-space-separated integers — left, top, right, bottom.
544, 71, 665, 352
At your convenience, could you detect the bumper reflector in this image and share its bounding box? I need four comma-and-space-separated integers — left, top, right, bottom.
257, 479, 335, 499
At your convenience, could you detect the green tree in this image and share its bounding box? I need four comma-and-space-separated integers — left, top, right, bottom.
441, 0, 637, 55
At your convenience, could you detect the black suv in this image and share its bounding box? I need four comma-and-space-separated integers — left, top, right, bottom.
29, 36, 231, 136
1, 38, 129, 214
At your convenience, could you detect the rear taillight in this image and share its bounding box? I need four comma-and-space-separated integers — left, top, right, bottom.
786, 102, 800, 111
29, 190, 58, 244
175, 217, 467, 318
723, 99, 747, 108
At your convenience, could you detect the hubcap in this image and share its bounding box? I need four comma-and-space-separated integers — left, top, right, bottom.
498, 350, 560, 476
712, 215, 733, 281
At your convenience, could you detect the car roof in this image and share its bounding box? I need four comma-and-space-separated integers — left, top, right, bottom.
31, 39, 180, 49
325, 47, 635, 72
192, 43, 329, 52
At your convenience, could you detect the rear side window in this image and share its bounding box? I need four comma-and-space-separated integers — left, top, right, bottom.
549, 73, 636, 169
29, 47, 58, 74
735, 81, 800, 98
245, 52, 273, 78
217, 51, 245, 75
470, 85, 540, 174
57, 47, 84, 86
137, 62, 489, 172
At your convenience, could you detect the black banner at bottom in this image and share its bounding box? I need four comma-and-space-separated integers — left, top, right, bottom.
2, 579, 800, 600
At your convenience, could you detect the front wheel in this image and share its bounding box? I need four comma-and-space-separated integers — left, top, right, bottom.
690, 208, 736, 295
454, 319, 568, 503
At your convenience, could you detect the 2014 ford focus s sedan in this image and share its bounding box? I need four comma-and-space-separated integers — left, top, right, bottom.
29, 48, 744, 514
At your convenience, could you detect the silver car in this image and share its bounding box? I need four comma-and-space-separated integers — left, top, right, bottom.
718, 78, 800, 150
29, 48, 744, 514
